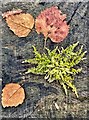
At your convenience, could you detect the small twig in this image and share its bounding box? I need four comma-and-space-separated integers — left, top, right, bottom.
44, 37, 48, 48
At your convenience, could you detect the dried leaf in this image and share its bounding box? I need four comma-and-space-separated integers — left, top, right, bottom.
35, 6, 69, 43
3, 10, 34, 37
2, 83, 25, 108
2, 9, 23, 18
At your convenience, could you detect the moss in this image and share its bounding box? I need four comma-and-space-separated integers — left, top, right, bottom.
23, 42, 86, 97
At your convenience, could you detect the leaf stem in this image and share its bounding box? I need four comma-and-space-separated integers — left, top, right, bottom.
44, 37, 47, 48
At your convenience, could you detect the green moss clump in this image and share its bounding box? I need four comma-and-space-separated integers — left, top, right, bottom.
23, 42, 86, 97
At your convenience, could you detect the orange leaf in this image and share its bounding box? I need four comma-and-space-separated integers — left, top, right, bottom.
3, 10, 34, 37
2, 83, 25, 108
2, 9, 23, 18
35, 6, 69, 43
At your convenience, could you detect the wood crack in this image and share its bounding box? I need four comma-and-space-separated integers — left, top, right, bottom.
67, 2, 82, 25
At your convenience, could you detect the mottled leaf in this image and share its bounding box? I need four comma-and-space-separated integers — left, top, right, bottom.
35, 6, 69, 43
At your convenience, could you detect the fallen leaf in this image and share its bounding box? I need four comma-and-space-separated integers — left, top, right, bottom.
35, 6, 69, 43
2, 9, 23, 18
2, 10, 34, 37
2, 83, 25, 108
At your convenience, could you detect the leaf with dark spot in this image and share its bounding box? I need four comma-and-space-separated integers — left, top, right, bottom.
35, 6, 69, 43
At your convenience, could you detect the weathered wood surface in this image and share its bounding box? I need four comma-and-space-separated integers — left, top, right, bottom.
1, 2, 89, 119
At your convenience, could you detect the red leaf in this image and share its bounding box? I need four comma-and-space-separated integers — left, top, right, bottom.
35, 6, 69, 43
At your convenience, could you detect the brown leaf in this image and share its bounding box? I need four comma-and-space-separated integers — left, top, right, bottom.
35, 6, 69, 43
3, 10, 34, 37
2, 9, 23, 18
2, 83, 25, 108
